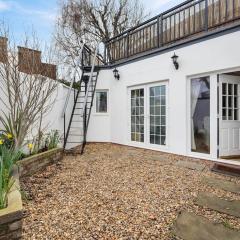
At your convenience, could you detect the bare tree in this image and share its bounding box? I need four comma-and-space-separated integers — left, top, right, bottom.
0, 24, 58, 149
55, 0, 149, 70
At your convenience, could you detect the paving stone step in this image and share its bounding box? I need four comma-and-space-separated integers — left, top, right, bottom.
196, 192, 240, 218
202, 176, 240, 193
175, 160, 205, 171
173, 211, 240, 240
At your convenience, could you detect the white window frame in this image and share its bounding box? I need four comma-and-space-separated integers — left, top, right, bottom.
148, 82, 169, 148
127, 81, 169, 151
95, 90, 109, 115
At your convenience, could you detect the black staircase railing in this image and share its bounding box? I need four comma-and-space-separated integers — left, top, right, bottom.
63, 45, 101, 154
63, 70, 84, 150
105, 0, 240, 63
81, 69, 99, 154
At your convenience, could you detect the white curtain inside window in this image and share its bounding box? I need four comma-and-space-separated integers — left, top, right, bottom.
191, 80, 201, 150
96, 91, 107, 113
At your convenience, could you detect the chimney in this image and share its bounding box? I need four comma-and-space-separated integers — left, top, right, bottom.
18, 47, 42, 74
41, 63, 57, 80
0, 37, 8, 63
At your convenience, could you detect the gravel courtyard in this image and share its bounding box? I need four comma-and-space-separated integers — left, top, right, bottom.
21, 143, 240, 239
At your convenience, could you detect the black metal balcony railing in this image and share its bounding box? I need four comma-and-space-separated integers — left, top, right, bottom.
82, 45, 105, 66
105, 0, 240, 64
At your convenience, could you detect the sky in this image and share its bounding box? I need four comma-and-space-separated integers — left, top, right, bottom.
0, 0, 184, 46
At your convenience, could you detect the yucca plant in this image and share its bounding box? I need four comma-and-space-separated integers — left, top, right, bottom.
0, 146, 21, 209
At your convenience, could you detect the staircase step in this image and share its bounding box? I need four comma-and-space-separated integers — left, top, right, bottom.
76, 102, 92, 104
78, 93, 94, 96
83, 66, 100, 72
212, 163, 240, 177
68, 134, 83, 136
65, 142, 82, 150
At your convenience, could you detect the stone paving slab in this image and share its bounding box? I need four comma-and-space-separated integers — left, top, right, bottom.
148, 155, 171, 165
203, 176, 240, 194
173, 211, 240, 240
175, 160, 205, 171
196, 192, 240, 218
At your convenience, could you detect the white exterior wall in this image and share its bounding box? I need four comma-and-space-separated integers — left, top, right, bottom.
87, 70, 112, 142
0, 72, 75, 146
87, 30, 240, 160
41, 84, 76, 140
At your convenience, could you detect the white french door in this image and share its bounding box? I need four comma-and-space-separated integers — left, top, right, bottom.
219, 74, 240, 157
129, 82, 168, 148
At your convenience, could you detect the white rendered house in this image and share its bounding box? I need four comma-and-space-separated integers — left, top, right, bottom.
63, 0, 240, 163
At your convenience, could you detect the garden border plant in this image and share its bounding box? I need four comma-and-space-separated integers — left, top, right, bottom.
0, 130, 63, 238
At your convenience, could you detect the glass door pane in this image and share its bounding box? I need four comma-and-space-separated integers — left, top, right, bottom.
191, 76, 210, 154
131, 88, 144, 142
222, 83, 239, 121
149, 85, 166, 145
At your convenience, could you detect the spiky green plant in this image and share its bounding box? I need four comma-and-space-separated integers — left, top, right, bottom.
0, 146, 21, 209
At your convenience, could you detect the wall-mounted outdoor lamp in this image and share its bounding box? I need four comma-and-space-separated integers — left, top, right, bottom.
171, 53, 179, 70
113, 68, 120, 80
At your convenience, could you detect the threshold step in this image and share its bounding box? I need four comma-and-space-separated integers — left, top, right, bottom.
212, 163, 240, 177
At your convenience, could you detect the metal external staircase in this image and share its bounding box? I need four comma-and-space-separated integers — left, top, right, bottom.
62, 44, 101, 154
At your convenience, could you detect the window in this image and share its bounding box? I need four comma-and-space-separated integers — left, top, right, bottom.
150, 86, 166, 145
191, 77, 210, 154
131, 88, 144, 142
96, 91, 108, 113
